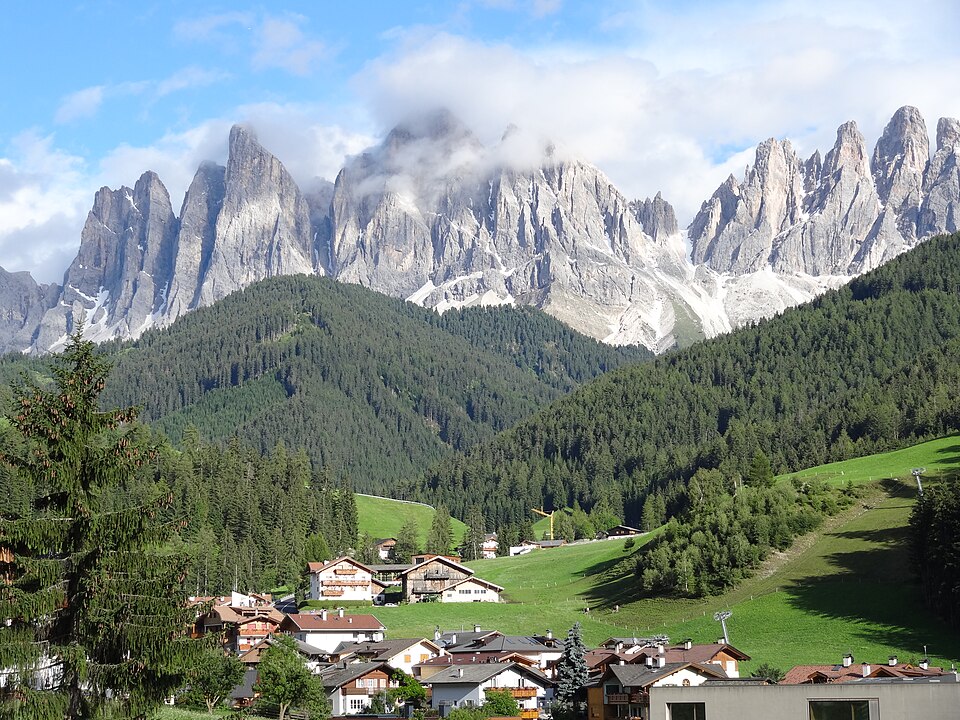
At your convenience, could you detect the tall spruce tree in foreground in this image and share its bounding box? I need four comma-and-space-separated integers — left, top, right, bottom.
425, 503, 453, 555
0, 332, 202, 719
552, 622, 588, 720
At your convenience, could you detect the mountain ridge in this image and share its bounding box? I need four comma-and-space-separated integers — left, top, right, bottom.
1, 105, 958, 355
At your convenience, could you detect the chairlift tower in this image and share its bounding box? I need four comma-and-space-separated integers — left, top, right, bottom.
714, 610, 732, 644
912, 467, 925, 495
531, 507, 555, 541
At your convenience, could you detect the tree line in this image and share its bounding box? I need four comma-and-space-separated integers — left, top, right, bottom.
417, 232, 960, 529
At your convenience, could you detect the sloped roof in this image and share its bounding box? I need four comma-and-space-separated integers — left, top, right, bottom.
318, 661, 393, 691
439, 630, 502, 649
448, 635, 557, 655
282, 613, 385, 632
306, 555, 375, 575
606, 661, 727, 688
399, 555, 475, 577
335, 638, 442, 660
427, 662, 552, 687
416, 652, 539, 669
445, 577, 504, 593
240, 636, 329, 664
781, 661, 947, 685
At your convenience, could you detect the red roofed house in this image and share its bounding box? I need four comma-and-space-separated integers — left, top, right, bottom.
193, 593, 285, 654
279, 609, 386, 653
306, 556, 384, 602
596, 638, 750, 679
782, 654, 948, 684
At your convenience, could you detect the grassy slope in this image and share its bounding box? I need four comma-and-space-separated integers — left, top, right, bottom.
356, 494, 467, 547
371, 436, 960, 674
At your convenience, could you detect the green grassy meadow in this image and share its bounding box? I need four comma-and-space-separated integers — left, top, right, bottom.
366, 437, 960, 675
356, 494, 467, 547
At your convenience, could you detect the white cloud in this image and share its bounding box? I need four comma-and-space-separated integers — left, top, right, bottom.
173, 11, 254, 42
355, 4, 960, 224
252, 16, 328, 76
0, 132, 91, 282
55, 86, 105, 124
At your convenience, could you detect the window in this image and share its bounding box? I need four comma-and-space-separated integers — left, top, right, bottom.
808, 700, 872, 720
350, 698, 366, 711
404, 654, 412, 663
667, 702, 706, 720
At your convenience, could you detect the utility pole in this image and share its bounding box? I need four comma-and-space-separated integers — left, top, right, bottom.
531, 507, 555, 541
912, 467, 925, 495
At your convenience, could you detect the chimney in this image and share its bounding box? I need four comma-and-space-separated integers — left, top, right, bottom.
842, 654, 853, 668
683, 639, 692, 651
718, 638, 726, 645
645, 656, 653, 668
435, 627, 442, 641
348, 617, 353, 624
457, 668, 464, 678
320, 609, 328, 621
618, 659, 625, 666
657, 656, 666, 668
474, 625, 481, 633
616, 642, 624, 653
547, 630, 553, 640
451, 634, 457, 645
861, 663, 871, 677
920, 659, 930, 670
656, 643, 664, 655
888, 656, 897, 667
338, 607, 345, 618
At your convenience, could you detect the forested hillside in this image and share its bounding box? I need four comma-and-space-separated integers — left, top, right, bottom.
91, 275, 646, 492
418, 232, 960, 529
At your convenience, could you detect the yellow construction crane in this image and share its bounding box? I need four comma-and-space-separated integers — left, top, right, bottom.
531, 507, 554, 541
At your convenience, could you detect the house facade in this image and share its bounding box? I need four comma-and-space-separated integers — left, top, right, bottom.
279, 610, 386, 653
334, 638, 444, 676
587, 661, 727, 720
442, 577, 503, 603
306, 557, 379, 602
318, 661, 398, 716
401, 556, 502, 604
428, 662, 553, 718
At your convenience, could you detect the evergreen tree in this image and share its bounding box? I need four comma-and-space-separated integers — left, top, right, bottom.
185, 649, 246, 714
746, 450, 774, 488
394, 520, 420, 563
0, 332, 203, 720
255, 635, 327, 720
553, 622, 588, 720
305, 532, 332, 563
461, 506, 486, 561
426, 503, 453, 555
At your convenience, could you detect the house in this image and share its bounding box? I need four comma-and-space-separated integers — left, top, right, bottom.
400, 555, 501, 603
595, 638, 750, 679
481, 533, 499, 559
279, 609, 386, 653
317, 661, 398, 716
427, 662, 553, 718
441, 577, 504, 603
414, 652, 541, 681
781, 654, 948, 684
240, 636, 330, 673
649, 675, 960, 720
444, 632, 562, 670
374, 538, 397, 562
587, 661, 728, 720
595, 525, 643, 540
306, 556, 383, 602
193, 594, 286, 654
332, 638, 444, 676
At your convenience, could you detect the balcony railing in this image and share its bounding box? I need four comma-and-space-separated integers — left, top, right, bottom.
520, 711, 539, 719
606, 694, 630, 704
486, 687, 538, 698
423, 572, 452, 580
629, 692, 649, 705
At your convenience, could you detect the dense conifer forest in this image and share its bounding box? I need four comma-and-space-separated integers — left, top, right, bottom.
85, 276, 645, 493
419, 232, 960, 530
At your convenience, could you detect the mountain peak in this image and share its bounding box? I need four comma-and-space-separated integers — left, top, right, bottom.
937, 116, 960, 151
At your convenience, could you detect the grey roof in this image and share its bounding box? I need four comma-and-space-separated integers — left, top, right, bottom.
448, 635, 558, 654
230, 666, 259, 700
607, 662, 726, 688
336, 638, 436, 659
440, 630, 502, 649
317, 661, 392, 690
427, 662, 552, 686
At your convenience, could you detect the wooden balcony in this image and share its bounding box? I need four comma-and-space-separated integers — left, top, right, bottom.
606, 693, 629, 704
486, 687, 538, 698
335, 568, 358, 575
629, 692, 649, 705
423, 572, 452, 580
322, 589, 344, 596
520, 710, 539, 719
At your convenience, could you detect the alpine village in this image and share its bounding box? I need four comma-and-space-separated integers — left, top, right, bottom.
5, 10, 960, 720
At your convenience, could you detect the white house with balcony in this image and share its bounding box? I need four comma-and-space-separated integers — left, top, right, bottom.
427, 662, 553, 718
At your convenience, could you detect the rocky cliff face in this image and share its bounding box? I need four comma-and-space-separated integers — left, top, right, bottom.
690, 106, 960, 279
1, 106, 959, 356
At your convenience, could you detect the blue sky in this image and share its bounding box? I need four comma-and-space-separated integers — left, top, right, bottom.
2, 0, 960, 282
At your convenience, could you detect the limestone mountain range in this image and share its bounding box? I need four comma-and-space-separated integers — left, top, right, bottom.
0, 106, 957, 355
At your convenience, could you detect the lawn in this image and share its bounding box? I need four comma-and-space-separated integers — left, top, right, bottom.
356, 494, 467, 547
363, 437, 960, 676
